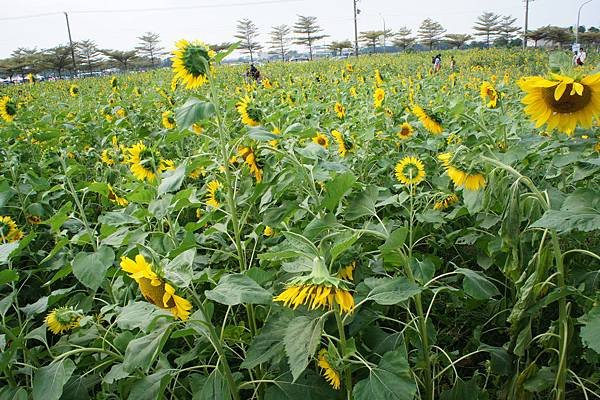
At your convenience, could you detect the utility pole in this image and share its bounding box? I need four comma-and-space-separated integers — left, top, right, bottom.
353, 0, 359, 57
379, 13, 386, 53
64, 12, 77, 74
522, 0, 534, 49
576, 0, 594, 45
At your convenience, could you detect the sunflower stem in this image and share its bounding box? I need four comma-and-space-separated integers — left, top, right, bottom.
335, 309, 353, 400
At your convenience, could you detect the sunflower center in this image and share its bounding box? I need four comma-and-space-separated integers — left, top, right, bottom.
5, 102, 17, 116
317, 137, 326, 145
247, 107, 262, 122
543, 84, 591, 113
400, 127, 410, 136
139, 277, 176, 308
183, 46, 210, 76
402, 163, 419, 177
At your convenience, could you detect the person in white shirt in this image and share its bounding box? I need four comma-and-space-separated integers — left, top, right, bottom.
577, 48, 587, 66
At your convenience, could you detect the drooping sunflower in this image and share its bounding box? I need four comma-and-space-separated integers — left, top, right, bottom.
45, 306, 82, 335
334, 102, 346, 119
518, 72, 600, 134
236, 96, 262, 126
337, 261, 356, 281
110, 76, 118, 89
480, 81, 498, 108
373, 88, 385, 108
331, 130, 353, 157
171, 39, 216, 89
107, 184, 128, 207
312, 132, 329, 149
374, 69, 384, 86
162, 111, 176, 129
397, 122, 414, 139
0, 96, 17, 123
206, 180, 223, 208
69, 84, 79, 97
437, 152, 486, 191
126, 142, 156, 182
433, 193, 459, 210
121, 254, 192, 320
0, 216, 24, 243
395, 156, 426, 186
317, 349, 341, 390
413, 105, 443, 134
101, 149, 115, 166
350, 86, 357, 98
159, 159, 176, 172
237, 146, 263, 182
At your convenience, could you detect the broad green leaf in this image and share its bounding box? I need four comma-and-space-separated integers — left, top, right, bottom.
353, 349, 416, 400
72, 246, 115, 291
0, 269, 19, 285
580, 306, 600, 354
158, 161, 187, 196
195, 369, 232, 400
456, 268, 500, 300
214, 41, 239, 64
379, 227, 408, 265
248, 126, 279, 141
329, 231, 359, 263
345, 185, 378, 221
531, 189, 600, 233
32, 359, 76, 400
128, 370, 172, 400
0, 242, 19, 265
523, 366, 554, 393
205, 274, 272, 306
115, 302, 171, 332
123, 326, 171, 373
98, 211, 141, 227
322, 171, 356, 212
175, 97, 215, 130
440, 378, 487, 400
242, 312, 292, 369
164, 248, 195, 288
43, 202, 72, 232
363, 276, 422, 305
284, 316, 323, 382
282, 231, 320, 258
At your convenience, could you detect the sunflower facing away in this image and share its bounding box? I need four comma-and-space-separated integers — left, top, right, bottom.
107, 184, 128, 207
69, 84, 79, 97
397, 122, 414, 139
0, 215, 24, 243
480, 81, 498, 108
337, 261, 356, 281
395, 156, 426, 186
331, 130, 353, 157
101, 149, 115, 166
518, 72, 600, 134
237, 146, 263, 182
126, 142, 156, 182
45, 306, 82, 335
236, 96, 262, 126
373, 88, 385, 108
433, 193, 459, 210
438, 152, 486, 191
318, 349, 341, 390
121, 254, 192, 320
206, 180, 223, 208
334, 102, 346, 119
312, 132, 330, 149
162, 111, 176, 129
0, 96, 17, 122
171, 39, 216, 89
413, 105, 443, 134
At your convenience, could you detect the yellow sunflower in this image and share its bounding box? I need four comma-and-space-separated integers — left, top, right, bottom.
480, 81, 498, 108
373, 88, 385, 108
312, 132, 329, 149
237, 147, 263, 182
126, 142, 156, 182
397, 122, 414, 139
518, 72, 600, 134
121, 254, 192, 320
69, 84, 79, 97
162, 111, 176, 129
101, 149, 115, 166
0, 96, 17, 123
395, 156, 426, 186
437, 153, 486, 191
413, 105, 443, 134
159, 159, 176, 172
433, 193, 459, 210
374, 69, 384, 86
206, 180, 223, 208
317, 349, 341, 390
171, 39, 216, 89
107, 184, 128, 207
45, 306, 81, 335
236, 96, 261, 126
331, 130, 353, 157
263, 225, 274, 237
273, 284, 354, 314
337, 261, 356, 281
334, 102, 346, 119
0, 216, 24, 242
350, 87, 357, 97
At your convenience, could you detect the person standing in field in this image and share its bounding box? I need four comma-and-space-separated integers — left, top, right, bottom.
434, 54, 442, 72
576, 48, 587, 66
450, 56, 456, 71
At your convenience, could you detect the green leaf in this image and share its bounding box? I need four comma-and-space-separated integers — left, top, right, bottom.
71, 246, 115, 291
43, 202, 72, 232
116, 302, 171, 332
175, 97, 215, 131
353, 349, 417, 400
205, 274, 272, 306
196, 369, 232, 400
456, 268, 500, 300
379, 227, 408, 264
523, 366, 554, 393
329, 231, 359, 263
282, 231, 320, 258
363, 276, 422, 305
345, 185, 378, 221
214, 41, 239, 64
98, 211, 141, 227
0, 242, 19, 265
580, 306, 600, 354
123, 326, 171, 373
242, 313, 292, 369
248, 127, 279, 141
158, 161, 187, 196
0, 269, 19, 285
164, 248, 195, 288
322, 172, 356, 212
128, 370, 172, 400
531, 189, 600, 233
284, 316, 323, 382
440, 378, 488, 400
32, 359, 76, 400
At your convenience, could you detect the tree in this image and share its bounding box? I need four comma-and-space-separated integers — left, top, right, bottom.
393, 27, 416, 50
359, 30, 384, 53
444, 33, 472, 49
417, 19, 446, 50
580, 31, 600, 49
268, 25, 291, 61
43, 45, 75, 78
234, 19, 262, 63
77, 40, 102, 74
542, 26, 573, 48
101, 49, 137, 71
327, 40, 353, 56
473, 12, 501, 48
11, 47, 41, 78
527, 27, 547, 47
135, 32, 164, 68
210, 42, 234, 52
0, 59, 20, 81
293, 15, 328, 60
497, 15, 520, 45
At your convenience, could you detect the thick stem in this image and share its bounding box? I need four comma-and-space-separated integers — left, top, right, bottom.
335, 310, 353, 400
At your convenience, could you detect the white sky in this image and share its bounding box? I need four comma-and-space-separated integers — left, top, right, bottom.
1, 0, 598, 58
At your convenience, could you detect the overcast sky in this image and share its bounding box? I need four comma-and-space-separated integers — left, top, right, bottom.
1, 0, 598, 58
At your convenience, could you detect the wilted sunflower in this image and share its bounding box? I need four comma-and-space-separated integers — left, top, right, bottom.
480, 81, 498, 108
107, 184, 128, 207
395, 156, 426, 186
312, 132, 329, 149
126, 142, 156, 182
0, 96, 17, 123
373, 88, 385, 108
413, 105, 443, 134
69, 84, 79, 97
237, 147, 263, 182
162, 111, 176, 129
236, 96, 262, 126
337, 261, 356, 281
318, 349, 341, 390
121, 254, 192, 320
437, 152, 486, 191
171, 39, 216, 89
334, 102, 346, 119
433, 193, 459, 210
206, 180, 223, 208
0, 216, 24, 242
159, 159, 176, 172
101, 149, 115, 165
45, 306, 82, 335
331, 130, 353, 157
397, 122, 414, 139
518, 72, 600, 134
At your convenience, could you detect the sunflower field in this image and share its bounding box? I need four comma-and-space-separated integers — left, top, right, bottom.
1, 44, 600, 400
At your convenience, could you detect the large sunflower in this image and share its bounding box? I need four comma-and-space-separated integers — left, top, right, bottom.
334, 102, 346, 119
373, 88, 385, 108
126, 142, 156, 182
236, 96, 262, 126
518, 72, 600, 134
437, 152, 486, 191
0, 215, 24, 242
162, 110, 176, 129
274, 283, 354, 314
206, 180, 223, 208
171, 39, 216, 89
0, 96, 17, 123
413, 105, 443, 134
480, 81, 498, 108
395, 156, 426, 186
312, 132, 329, 149
45, 307, 81, 335
121, 254, 192, 320
397, 122, 414, 139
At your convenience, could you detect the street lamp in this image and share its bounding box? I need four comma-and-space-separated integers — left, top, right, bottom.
575, 0, 594, 45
